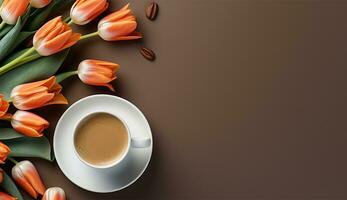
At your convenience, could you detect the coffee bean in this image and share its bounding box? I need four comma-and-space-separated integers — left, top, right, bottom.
146, 2, 159, 20
140, 47, 156, 61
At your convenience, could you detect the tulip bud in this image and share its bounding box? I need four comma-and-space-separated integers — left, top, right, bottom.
30, 0, 52, 8
78, 59, 119, 91
11, 76, 68, 110
42, 187, 66, 200
34, 16, 81, 56
12, 160, 46, 199
98, 3, 142, 41
0, 94, 9, 119
0, 0, 29, 25
0, 142, 10, 164
0, 192, 16, 200
11, 110, 49, 137
71, 0, 109, 25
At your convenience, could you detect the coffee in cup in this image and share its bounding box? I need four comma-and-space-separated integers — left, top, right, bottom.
74, 112, 130, 167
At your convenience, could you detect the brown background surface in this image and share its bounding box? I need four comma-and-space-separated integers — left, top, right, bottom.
27, 0, 347, 199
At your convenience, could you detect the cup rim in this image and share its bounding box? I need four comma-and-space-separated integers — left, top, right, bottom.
72, 111, 131, 169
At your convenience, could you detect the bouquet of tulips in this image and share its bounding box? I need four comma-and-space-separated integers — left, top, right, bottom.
0, 0, 142, 199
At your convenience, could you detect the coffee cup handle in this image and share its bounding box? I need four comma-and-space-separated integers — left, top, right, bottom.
131, 137, 151, 148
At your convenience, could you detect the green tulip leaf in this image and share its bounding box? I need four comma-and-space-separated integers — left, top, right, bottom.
0, 6, 34, 61
0, 18, 22, 61
50, 0, 75, 16
24, 3, 55, 31
1, 48, 30, 64
0, 128, 24, 140
0, 49, 69, 99
0, 172, 24, 200
11, 31, 35, 53
24, 0, 75, 31
6, 136, 53, 161
0, 25, 13, 39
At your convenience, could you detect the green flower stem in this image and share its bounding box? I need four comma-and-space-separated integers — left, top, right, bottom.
0, 47, 36, 75
79, 32, 99, 40
3, 53, 42, 72
56, 70, 78, 83
63, 16, 71, 23
67, 20, 73, 25
8, 157, 19, 165
0, 21, 6, 31
17, 53, 42, 66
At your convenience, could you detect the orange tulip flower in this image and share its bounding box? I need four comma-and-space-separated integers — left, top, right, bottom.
12, 160, 46, 199
33, 16, 81, 56
42, 187, 66, 200
0, 192, 16, 200
0, 94, 10, 119
71, 0, 109, 25
30, 0, 52, 8
0, 142, 10, 164
78, 59, 119, 91
0, 168, 4, 183
98, 3, 142, 41
11, 110, 49, 137
0, 0, 29, 25
11, 76, 68, 110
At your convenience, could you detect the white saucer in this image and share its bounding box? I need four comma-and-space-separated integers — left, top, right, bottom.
53, 95, 153, 193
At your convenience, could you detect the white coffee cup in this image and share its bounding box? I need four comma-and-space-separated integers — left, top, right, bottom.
72, 112, 151, 169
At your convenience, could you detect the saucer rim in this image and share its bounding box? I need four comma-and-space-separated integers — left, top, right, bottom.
53, 94, 153, 193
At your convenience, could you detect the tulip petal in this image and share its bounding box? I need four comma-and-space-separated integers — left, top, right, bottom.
11, 111, 49, 137
113, 31, 143, 41
77, 59, 119, 92
21, 166, 46, 196
81, 71, 115, 83
12, 121, 43, 137
90, 60, 120, 68
41, 22, 65, 43
44, 93, 68, 106
81, 62, 116, 77
99, 21, 137, 41
121, 3, 130, 11
71, 0, 108, 25
99, 9, 132, 25
13, 92, 54, 110
42, 187, 66, 200
34, 17, 80, 56
0, 0, 29, 25
0, 98, 9, 117
12, 171, 38, 198
0, 113, 12, 120
12, 86, 49, 97
98, 3, 130, 25
36, 30, 73, 56
104, 83, 115, 92
60, 33, 81, 50
0, 142, 10, 164
0, 191, 17, 200
12, 110, 49, 127
12, 161, 46, 198
80, 72, 116, 91
10, 76, 67, 110
34, 17, 62, 44
30, 0, 52, 8
11, 76, 56, 96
